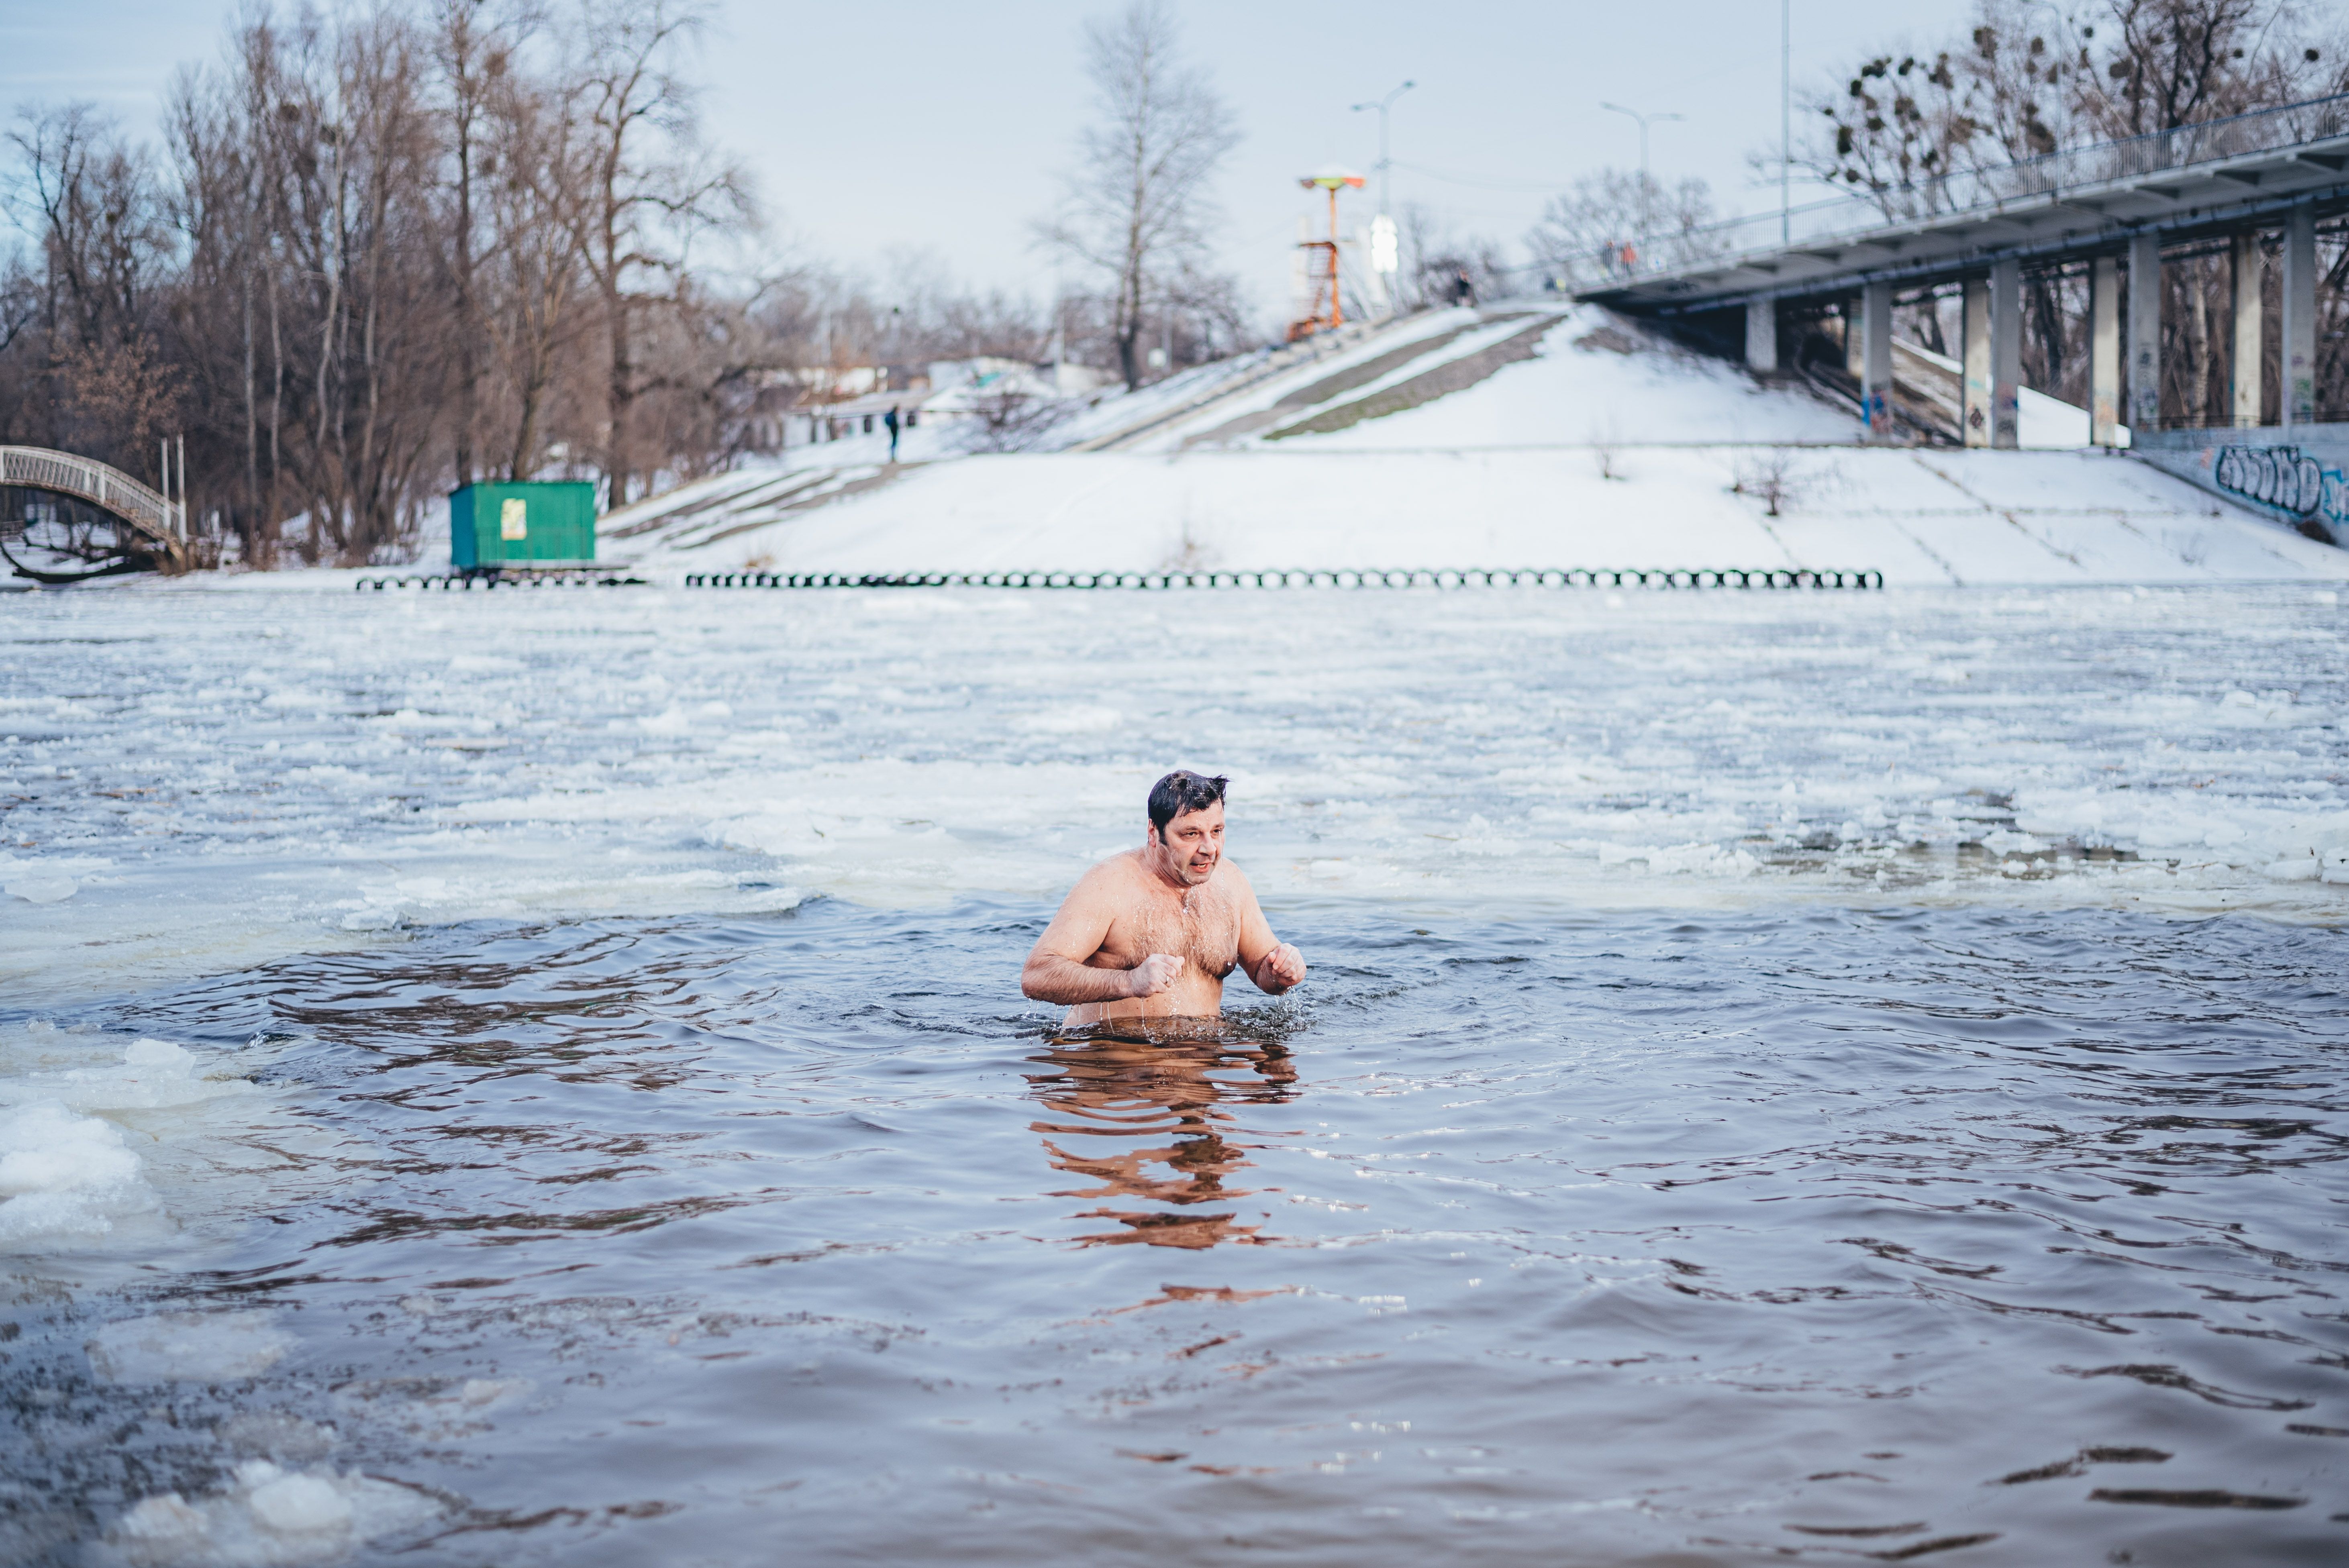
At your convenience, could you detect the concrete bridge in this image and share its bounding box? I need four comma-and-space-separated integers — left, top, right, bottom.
0, 446, 189, 578
1578, 94, 2349, 537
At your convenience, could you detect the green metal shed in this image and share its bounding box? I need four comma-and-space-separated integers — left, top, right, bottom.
450, 481, 597, 570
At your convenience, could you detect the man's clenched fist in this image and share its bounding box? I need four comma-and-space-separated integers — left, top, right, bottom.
1257, 943, 1306, 992
1126, 952, 1184, 997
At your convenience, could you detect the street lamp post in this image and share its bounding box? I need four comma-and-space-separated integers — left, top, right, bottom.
1782, 0, 1792, 245
1599, 100, 1683, 265
1350, 80, 1413, 220
1351, 81, 1412, 317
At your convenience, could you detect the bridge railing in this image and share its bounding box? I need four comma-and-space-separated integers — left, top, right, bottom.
0, 446, 182, 548
1561, 92, 2349, 292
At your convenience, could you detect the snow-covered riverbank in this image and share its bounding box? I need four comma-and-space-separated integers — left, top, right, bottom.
586, 305, 2338, 585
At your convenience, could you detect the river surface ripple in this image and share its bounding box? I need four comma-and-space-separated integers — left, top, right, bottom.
7, 900, 2347, 1566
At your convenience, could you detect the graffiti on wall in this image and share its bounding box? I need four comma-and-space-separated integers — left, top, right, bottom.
2214, 444, 2349, 528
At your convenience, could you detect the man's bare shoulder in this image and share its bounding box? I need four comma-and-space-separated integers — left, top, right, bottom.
1067, 848, 1149, 898
1212, 860, 1261, 900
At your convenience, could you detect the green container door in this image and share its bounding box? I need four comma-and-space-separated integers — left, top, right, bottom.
450, 481, 598, 568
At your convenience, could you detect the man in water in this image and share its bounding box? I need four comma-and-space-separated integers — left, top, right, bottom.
1022, 771, 1306, 1024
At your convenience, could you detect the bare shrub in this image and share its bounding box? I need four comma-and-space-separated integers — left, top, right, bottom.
1159, 512, 1217, 571
957, 389, 1074, 454
1592, 419, 1623, 481
1732, 449, 1806, 517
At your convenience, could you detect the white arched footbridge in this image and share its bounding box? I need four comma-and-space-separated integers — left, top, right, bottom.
0, 445, 188, 579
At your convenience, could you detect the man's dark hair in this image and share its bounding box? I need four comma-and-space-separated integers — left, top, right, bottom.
1148, 770, 1229, 834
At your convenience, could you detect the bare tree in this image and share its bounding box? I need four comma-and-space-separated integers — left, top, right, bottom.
958, 386, 1074, 453
1039, 0, 1240, 391
1526, 168, 1723, 285
558, 0, 752, 505
2090, 0, 2282, 135
1733, 449, 1808, 516
429, 0, 543, 489
1805, 0, 2336, 214
480, 35, 594, 481
3, 104, 182, 476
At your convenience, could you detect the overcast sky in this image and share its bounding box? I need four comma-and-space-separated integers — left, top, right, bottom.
2, 0, 1977, 314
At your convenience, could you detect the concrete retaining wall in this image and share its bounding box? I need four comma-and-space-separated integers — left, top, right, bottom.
2135, 424, 2349, 542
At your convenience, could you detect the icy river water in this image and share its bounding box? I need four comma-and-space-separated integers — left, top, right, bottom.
4, 580, 2347, 1566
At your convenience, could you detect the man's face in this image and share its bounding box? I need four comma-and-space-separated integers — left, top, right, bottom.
1150, 802, 1225, 887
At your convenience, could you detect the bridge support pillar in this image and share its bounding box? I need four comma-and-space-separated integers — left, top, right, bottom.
1745, 296, 1778, 374
1991, 259, 2022, 449
2090, 255, 2122, 448
1844, 295, 1865, 380
1861, 281, 1894, 441
2128, 232, 2162, 437
1961, 278, 1991, 447
2283, 202, 2317, 428
2231, 231, 2264, 428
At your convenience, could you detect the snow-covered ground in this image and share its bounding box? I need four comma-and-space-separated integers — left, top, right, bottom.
617, 445, 2342, 584
590, 304, 2334, 585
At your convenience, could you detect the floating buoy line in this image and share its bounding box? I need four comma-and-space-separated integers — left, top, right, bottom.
677, 567, 1884, 591
353, 567, 1885, 592
354, 570, 645, 590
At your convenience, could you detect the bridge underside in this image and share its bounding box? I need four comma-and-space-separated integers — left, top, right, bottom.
1582, 135, 2349, 320
1575, 123, 2349, 538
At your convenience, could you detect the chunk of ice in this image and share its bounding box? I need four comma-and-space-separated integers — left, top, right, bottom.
85, 1311, 292, 1383
5, 873, 76, 904
0, 1101, 153, 1246
246, 1474, 353, 1537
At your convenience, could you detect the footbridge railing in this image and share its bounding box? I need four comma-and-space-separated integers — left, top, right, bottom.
0, 445, 187, 568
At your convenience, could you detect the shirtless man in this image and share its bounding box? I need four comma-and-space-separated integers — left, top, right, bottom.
1021, 771, 1306, 1023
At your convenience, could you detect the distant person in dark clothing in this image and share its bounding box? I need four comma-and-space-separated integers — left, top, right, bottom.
885, 405, 900, 461
1451, 269, 1476, 309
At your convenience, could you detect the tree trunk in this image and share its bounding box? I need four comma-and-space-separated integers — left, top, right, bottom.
607, 279, 633, 504
453, 135, 476, 488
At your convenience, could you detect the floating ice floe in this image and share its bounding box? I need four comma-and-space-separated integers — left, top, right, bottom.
0, 850, 109, 904
85, 1311, 293, 1383
1596, 842, 1762, 877
96, 1459, 444, 1568
0, 1101, 153, 1245
0, 1040, 263, 1248
0, 1033, 296, 1254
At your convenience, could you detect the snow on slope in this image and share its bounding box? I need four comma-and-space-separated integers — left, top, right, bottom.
625, 445, 2344, 586
606, 302, 2337, 585
1257, 305, 1855, 450
1124, 308, 1548, 453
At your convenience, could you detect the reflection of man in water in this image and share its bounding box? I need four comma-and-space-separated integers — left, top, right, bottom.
1021, 771, 1306, 1025
1027, 1030, 1298, 1248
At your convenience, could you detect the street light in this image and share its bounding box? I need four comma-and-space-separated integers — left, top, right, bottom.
1350, 80, 1414, 220
1599, 101, 1683, 262
1352, 81, 1412, 316
1782, 0, 1792, 245
1599, 100, 1683, 192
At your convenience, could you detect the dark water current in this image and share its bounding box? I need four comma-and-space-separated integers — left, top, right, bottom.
9, 898, 2349, 1566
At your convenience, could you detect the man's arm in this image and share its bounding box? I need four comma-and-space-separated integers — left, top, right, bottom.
1227, 865, 1307, 995
1021, 867, 1182, 1005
